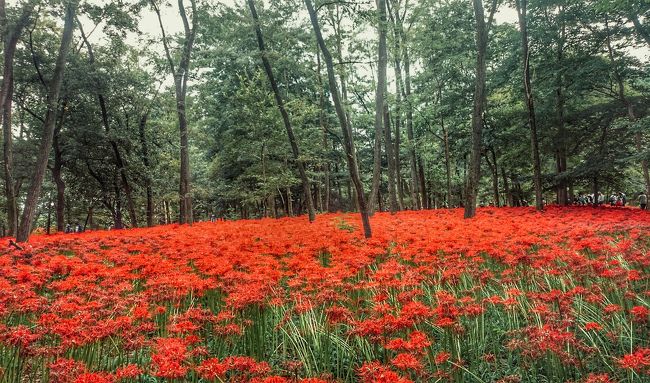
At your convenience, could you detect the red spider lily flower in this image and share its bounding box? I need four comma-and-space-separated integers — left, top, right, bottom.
114, 364, 141, 380
358, 361, 413, 383
73, 373, 113, 383
630, 306, 649, 322
617, 348, 650, 372
48, 358, 87, 383
196, 358, 227, 380
434, 351, 451, 365
583, 373, 614, 383
584, 322, 602, 331
391, 353, 422, 371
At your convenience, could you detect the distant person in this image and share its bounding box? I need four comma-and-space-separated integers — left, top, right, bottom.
609, 193, 617, 206
619, 192, 626, 206
639, 192, 648, 210
75, 223, 82, 233
210, 214, 216, 222
65, 223, 72, 233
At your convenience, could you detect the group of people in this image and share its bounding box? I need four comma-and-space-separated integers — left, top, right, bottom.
573, 191, 647, 209
64, 223, 84, 233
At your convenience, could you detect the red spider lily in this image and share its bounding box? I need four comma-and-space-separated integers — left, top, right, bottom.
617, 347, 650, 373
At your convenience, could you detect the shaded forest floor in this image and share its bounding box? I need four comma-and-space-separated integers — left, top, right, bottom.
1, 207, 649, 382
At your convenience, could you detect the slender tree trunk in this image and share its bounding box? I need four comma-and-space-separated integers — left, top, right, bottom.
316, 48, 331, 212
139, 113, 154, 227
394, 112, 405, 210
485, 148, 500, 206
305, 0, 371, 238
555, 4, 568, 205
418, 157, 427, 209
1, 4, 33, 236
515, 0, 544, 211
502, 167, 511, 207
396, 17, 420, 210
369, 0, 388, 214
52, 103, 66, 233
464, 0, 489, 218
152, 0, 197, 225
384, 105, 398, 214
442, 114, 452, 207
247, 0, 316, 222
16, 0, 77, 242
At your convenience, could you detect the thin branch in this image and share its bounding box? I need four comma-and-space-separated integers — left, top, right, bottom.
151, 0, 176, 76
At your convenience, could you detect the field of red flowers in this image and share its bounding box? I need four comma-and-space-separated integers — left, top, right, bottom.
0, 207, 649, 383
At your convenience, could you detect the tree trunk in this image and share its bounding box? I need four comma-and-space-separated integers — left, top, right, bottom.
305, 0, 371, 238
247, 0, 316, 222
442, 113, 452, 207
464, 0, 489, 218
555, 5, 568, 205
502, 167, 511, 207
369, 0, 388, 215
139, 113, 154, 227
384, 105, 398, 214
485, 148, 500, 207
418, 157, 428, 209
152, 0, 197, 225
52, 103, 66, 233
16, 0, 77, 242
1, 3, 33, 237
396, 14, 420, 210
515, 0, 543, 211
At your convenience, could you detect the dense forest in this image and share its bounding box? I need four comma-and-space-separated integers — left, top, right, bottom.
1, 0, 649, 241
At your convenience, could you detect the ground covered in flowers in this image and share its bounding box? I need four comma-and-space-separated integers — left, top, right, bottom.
1, 207, 649, 383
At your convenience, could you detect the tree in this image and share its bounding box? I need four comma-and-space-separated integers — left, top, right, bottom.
151, 0, 198, 225
16, 0, 78, 242
246, 0, 316, 223
464, 0, 497, 218
1, 0, 37, 236
305, 0, 372, 238
368, 0, 388, 214
514, 0, 543, 211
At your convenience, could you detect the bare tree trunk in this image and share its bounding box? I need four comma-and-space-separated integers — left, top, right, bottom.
485, 147, 500, 206
515, 0, 543, 211
52, 102, 67, 232
502, 167, 511, 207
152, 0, 197, 225
384, 105, 398, 214
418, 157, 427, 209
1, 3, 33, 236
555, 4, 568, 205
369, 0, 388, 214
247, 0, 316, 222
139, 113, 154, 227
393, 4, 420, 210
442, 111, 452, 207
16, 0, 77, 242
464, 0, 489, 218
305, 0, 371, 238
315, 48, 331, 212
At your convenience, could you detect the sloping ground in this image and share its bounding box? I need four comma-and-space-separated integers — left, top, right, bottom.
0, 207, 649, 382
